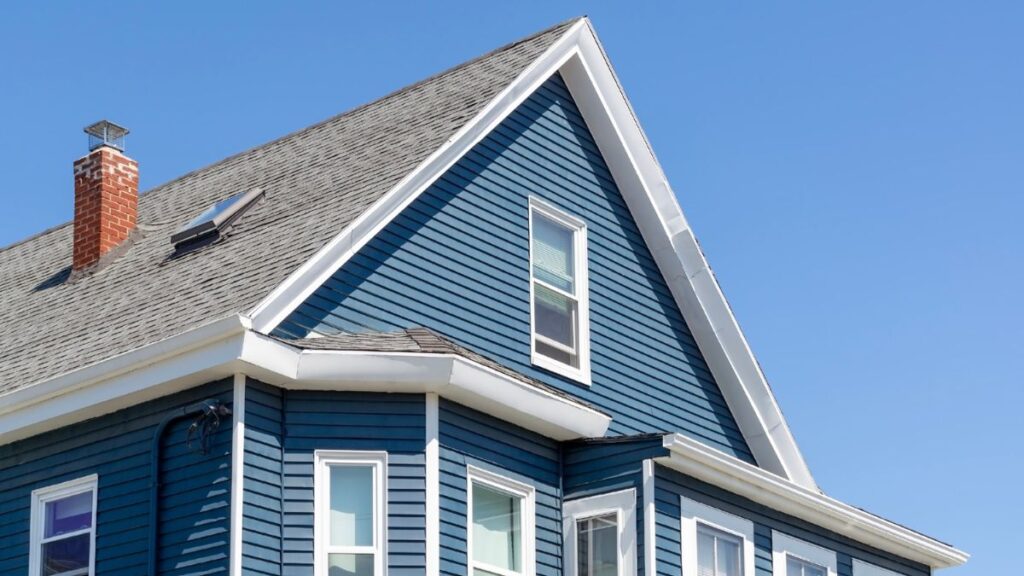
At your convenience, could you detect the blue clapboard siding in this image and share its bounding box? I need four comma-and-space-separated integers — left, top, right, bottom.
265, 391, 426, 576
653, 465, 929, 576
0, 379, 232, 576
158, 405, 233, 575
275, 73, 754, 462
242, 380, 285, 575
438, 400, 561, 576
563, 437, 668, 576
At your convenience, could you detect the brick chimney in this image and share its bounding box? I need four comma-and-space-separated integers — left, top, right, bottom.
73, 121, 138, 272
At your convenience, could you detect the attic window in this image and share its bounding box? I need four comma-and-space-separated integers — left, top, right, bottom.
171, 188, 264, 248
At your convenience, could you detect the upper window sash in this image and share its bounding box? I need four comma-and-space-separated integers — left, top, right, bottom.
467, 465, 537, 576
563, 489, 637, 576
313, 451, 387, 576
29, 474, 98, 576
679, 496, 755, 576
528, 197, 590, 384
771, 531, 837, 576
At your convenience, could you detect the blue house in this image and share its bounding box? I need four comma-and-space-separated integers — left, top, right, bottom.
0, 17, 966, 576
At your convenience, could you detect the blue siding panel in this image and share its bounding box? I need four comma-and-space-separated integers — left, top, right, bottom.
238, 387, 426, 576
653, 465, 930, 576
275, 73, 755, 463
0, 379, 233, 576
243, 380, 285, 575
439, 400, 561, 576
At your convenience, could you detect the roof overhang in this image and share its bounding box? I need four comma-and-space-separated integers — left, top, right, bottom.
658, 433, 969, 570
247, 18, 817, 490
0, 314, 610, 446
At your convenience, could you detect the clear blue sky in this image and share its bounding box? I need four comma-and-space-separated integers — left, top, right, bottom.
1, 2, 1019, 574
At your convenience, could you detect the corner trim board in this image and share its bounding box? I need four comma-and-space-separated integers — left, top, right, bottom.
425, 393, 440, 576
642, 459, 656, 576
229, 373, 246, 576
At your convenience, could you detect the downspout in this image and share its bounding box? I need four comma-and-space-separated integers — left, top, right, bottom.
148, 399, 231, 576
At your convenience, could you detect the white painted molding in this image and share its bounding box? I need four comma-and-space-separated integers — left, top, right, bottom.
852, 559, 904, 576
659, 433, 968, 569
642, 459, 656, 576
679, 495, 756, 576
563, 488, 637, 576
230, 373, 246, 576
0, 317, 609, 445
772, 531, 838, 576
425, 393, 440, 576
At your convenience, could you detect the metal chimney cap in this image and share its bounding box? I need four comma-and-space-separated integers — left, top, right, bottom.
84, 120, 129, 152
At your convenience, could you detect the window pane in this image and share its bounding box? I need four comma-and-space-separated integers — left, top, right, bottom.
787, 557, 804, 576
41, 533, 90, 575
697, 530, 716, 576
329, 465, 374, 547
472, 483, 521, 572
532, 214, 575, 293
534, 284, 577, 350
578, 514, 618, 576
716, 536, 741, 576
44, 491, 93, 539
328, 553, 374, 576
788, 556, 826, 576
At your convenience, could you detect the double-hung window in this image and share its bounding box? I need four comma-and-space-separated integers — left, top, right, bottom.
563, 489, 637, 576
528, 198, 590, 383
679, 496, 755, 576
771, 532, 836, 576
467, 466, 536, 576
29, 475, 98, 576
314, 451, 387, 576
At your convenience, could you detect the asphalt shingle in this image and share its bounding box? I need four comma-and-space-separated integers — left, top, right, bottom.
0, 19, 577, 395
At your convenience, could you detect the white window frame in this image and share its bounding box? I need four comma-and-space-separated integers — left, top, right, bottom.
563, 488, 637, 576
679, 496, 755, 576
466, 465, 537, 576
772, 531, 837, 576
313, 450, 388, 576
527, 197, 591, 385
852, 559, 904, 576
29, 474, 99, 576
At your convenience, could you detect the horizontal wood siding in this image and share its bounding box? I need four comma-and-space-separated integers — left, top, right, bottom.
275, 73, 754, 463
653, 465, 929, 576
563, 438, 667, 576
0, 379, 233, 576
278, 391, 426, 576
243, 380, 285, 575
438, 400, 561, 576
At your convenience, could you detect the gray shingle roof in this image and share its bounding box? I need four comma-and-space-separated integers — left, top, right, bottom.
283, 327, 605, 413
0, 19, 578, 396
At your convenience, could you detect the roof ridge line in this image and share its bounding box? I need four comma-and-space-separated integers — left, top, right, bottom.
0, 16, 584, 257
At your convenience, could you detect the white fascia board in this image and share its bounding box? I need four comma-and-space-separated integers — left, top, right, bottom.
658, 433, 969, 570
0, 314, 250, 444
560, 21, 815, 490
243, 17, 815, 490
0, 320, 608, 445
246, 19, 589, 334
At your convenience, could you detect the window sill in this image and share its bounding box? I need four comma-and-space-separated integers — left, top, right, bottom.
531, 353, 591, 386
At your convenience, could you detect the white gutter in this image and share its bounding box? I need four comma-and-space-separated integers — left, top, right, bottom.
0, 316, 609, 445
658, 433, 968, 570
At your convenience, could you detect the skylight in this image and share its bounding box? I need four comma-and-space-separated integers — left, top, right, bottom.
171, 188, 264, 247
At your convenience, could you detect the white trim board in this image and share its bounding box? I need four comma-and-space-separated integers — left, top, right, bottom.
244, 16, 814, 491
562, 488, 637, 576
424, 393, 440, 576
229, 374, 246, 576
658, 433, 968, 569
772, 531, 838, 576
0, 315, 609, 445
